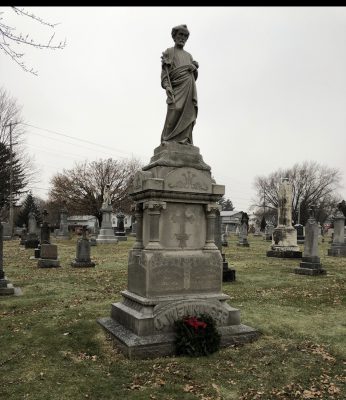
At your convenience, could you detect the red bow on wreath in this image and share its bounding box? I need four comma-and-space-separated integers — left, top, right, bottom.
183, 317, 207, 331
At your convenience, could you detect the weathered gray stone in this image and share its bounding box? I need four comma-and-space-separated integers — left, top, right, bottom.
20, 224, 27, 245
1, 222, 11, 240
267, 178, 302, 258
96, 205, 118, 244
295, 208, 326, 276
71, 227, 95, 268
37, 244, 60, 268
327, 207, 346, 257
25, 212, 39, 249
99, 145, 255, 356
56, 205, 71, 240
0, 221, 17, 295
98, 26, 258, 357
237, 212, 250, 247
264, 222, 274, 241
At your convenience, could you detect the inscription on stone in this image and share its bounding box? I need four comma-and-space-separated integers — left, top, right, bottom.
154, 300, 229, 331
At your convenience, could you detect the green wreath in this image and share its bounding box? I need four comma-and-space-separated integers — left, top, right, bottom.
174, 313, 221, 357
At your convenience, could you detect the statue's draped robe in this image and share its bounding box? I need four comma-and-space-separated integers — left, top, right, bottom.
161, 47, 198, 144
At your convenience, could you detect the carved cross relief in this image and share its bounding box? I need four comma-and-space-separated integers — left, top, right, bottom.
171, 206, 195, 248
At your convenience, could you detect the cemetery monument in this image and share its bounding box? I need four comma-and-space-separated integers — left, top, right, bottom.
71, 226, 95, 268
115, 210, 127, 241
24, 211, 40, 249
295, 207, 326, 276
237, 212, 250, 247
56, 203, 71, 240
98, 24, 258, 358
327, 203, 346, 257
267, 178, 302, 258
96, 184, 118, 244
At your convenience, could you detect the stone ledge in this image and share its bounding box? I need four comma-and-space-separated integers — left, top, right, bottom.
97, 317, 259, 359
121, 290, 230, 306
71, 261, 95, 268
267, 250, 302, 258
294, 267, 326, 276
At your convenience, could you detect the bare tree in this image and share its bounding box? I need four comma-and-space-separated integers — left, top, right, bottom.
252, 161, 342, 226
0, 87, 36, 216
48, 158, 142, 225
0, 6, 66, 75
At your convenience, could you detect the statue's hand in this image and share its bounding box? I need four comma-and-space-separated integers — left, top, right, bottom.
188, 64, 197, 73
192, 60, 199, 69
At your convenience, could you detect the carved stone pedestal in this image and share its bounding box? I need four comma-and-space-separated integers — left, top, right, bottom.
98, 142, 259, 358
96, 205, 118, 244
267, 179, 302, 259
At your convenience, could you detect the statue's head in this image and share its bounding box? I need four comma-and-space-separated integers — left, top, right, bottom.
171, 24, 190, 48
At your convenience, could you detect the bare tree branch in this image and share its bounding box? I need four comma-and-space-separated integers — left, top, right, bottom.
0, 7, 66, 75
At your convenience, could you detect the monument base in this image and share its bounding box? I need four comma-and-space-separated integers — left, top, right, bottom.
267, 249, 302, 258
98, 289, 258, 359
37, 259, 61, 268
96, 228, 118, 244
115, 236, 128, 241
71, 260, 95, 268
0, 278, 15, 295
327, 244, 346, 257
294, 266, 326, 276
97, 318, 258, 359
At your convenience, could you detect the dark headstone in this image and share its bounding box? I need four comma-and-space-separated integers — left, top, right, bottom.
294, 223, 305, 244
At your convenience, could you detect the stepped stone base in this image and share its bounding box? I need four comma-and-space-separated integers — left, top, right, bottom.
96, 228, 118, 244
267, 250, 302, 258
98, 289, 259, 359
98, 317, 259, 359
98, 142, 259, 358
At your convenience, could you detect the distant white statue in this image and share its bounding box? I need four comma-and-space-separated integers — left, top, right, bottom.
103, 183, 112, 208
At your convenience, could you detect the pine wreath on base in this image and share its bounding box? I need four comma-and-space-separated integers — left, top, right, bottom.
174, 313, 221, 357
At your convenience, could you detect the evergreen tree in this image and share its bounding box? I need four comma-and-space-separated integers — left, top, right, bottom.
15, 192, 42, 227
0, 142, 27, 209
218, 196, 234, 211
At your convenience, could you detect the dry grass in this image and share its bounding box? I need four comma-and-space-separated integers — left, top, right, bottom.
0, 234, 345, 399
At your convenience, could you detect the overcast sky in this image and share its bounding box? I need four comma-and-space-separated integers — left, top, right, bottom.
1, 6, 346, 212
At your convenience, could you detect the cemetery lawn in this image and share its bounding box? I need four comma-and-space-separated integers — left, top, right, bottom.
1, 235, 345, 400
